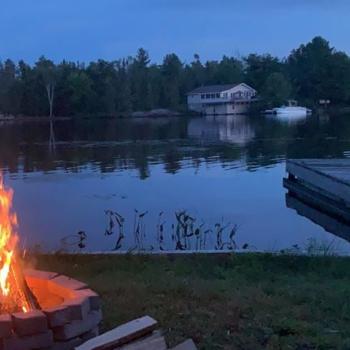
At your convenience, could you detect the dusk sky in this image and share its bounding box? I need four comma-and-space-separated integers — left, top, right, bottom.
1, 0, 349, 64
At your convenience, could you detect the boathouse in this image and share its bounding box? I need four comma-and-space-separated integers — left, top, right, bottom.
187, 83, 257, 115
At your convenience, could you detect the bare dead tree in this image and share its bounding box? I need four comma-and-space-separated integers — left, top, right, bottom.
36, 56, 58, 119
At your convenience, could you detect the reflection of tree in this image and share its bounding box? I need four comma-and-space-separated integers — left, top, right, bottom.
163, 148, 182, 174
49, 119, 56, 153
0, 115, 350, 177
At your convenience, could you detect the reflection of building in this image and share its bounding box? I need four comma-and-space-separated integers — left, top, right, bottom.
188, 115, 255, 145
187, 83, 257, 115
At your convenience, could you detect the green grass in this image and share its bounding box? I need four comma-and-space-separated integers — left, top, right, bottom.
30, 253, 350, 350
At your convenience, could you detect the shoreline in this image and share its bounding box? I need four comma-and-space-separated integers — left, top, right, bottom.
32, 253, 350, 348
0, 116, 72, 122
40, 249, 350, 257
0, 106, 349, 123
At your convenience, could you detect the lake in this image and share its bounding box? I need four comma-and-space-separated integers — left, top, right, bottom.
1, 113, 350, 253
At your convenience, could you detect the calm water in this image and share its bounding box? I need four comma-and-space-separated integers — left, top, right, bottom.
1, 113, 350, 253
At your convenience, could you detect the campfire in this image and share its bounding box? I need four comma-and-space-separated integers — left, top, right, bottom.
0, 175, 39, 313
0, 174, 197, 350
0, 174, 102, 350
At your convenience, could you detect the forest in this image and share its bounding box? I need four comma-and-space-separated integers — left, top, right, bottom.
1, 36, 350, 117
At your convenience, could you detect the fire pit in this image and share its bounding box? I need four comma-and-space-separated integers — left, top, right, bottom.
0, 176, 102, 349
0, 268, 102, 350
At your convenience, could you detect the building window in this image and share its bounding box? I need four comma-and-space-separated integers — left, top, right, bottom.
205, 94, 210, 99
201, 94, 205, 99
211, 93, 215, 98
216, 93, 220, 98
223, 93, 228, 98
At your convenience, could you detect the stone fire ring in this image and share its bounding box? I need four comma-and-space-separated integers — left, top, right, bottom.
0, 269, 102, 350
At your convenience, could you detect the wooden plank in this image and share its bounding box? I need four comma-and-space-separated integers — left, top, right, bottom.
286, 159, 350, 205
170, 339, 197, 350
312, 168, 350, 182
318, 170, 350, 179
75, 316, 158, 350
118, 330, 167, 350
286, 194, 350, 244
287, 160, 350, 185
293, 159, 350, 167
288, 159, 350, 184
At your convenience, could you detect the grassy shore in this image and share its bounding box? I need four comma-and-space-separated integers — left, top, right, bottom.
31, 253, 350, 349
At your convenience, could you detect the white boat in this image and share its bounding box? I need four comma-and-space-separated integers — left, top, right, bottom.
264, 100, 312, 117
273, 106, 312, 116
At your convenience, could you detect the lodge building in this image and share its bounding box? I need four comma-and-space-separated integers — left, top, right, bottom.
187, 83, 257, 115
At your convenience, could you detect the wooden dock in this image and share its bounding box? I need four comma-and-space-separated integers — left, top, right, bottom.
284, 159, 350, 229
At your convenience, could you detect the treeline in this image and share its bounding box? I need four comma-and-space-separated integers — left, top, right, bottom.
1, 36, 350, 117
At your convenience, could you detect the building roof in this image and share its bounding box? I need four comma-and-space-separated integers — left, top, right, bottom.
188, 83, 256, 95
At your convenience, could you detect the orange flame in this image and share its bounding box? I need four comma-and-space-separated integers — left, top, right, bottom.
0, 174, 29, 312
0, 175, 18, 296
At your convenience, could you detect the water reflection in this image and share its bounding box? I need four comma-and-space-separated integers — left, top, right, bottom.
286, 193, 350, 245
1, 113, 350, 177
49, 119, 56, 153
266, 113, 307, 124
1, 114, 350, 252
188, 115, 255, 145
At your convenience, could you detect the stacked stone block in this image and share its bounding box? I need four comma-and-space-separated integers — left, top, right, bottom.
0, 269, 102, 350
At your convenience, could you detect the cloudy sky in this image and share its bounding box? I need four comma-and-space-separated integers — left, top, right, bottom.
0, 0, 349, 63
